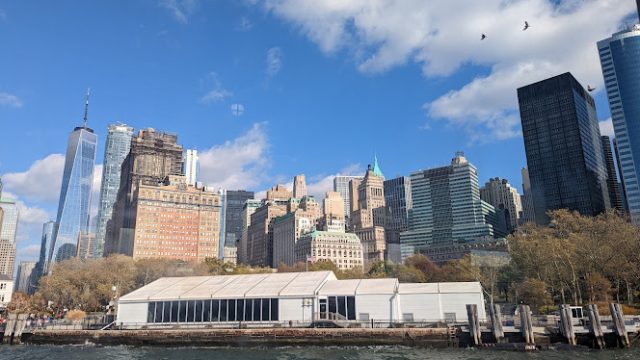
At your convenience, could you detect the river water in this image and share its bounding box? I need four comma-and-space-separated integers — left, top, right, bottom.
1, 346, 639, 360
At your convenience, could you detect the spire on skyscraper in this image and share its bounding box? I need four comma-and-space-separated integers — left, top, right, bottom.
372, 155, 384, 178
83, 88, 91, 128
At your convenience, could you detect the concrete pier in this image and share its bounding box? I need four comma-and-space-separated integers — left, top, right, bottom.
20, 328, 454, 347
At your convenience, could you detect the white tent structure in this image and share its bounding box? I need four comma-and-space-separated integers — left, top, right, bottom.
116, 271, 485, 327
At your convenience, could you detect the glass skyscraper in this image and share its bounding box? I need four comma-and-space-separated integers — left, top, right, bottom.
399, 152, 495, 260
518, 72, 610, 224
94, 124, 134, 258
598, 24, 640, 223
0, 199, 18, 243
50, 124, 97, 267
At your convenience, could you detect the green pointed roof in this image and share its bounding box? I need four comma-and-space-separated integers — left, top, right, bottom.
372, 155, 384, 178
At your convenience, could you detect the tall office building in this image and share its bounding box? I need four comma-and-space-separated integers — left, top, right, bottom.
76, 232, 96, 259
15, 261, 36, 294
480, 178, 522, 232
272, 199, 319, 267
237, 199, 262, 264
383, 176, 412, 244
321, 191, 345, 232
519, 168, 536, 224
246, 201, 288, 267
94, 124, 134, 258
50, 94, 98, 266
0, 199, 18, 244
293, 174, 307, 198
333, 175, 363, 219
602, 136, 625, 213
183, 149, 199, 186
518, 72, 610, 224
30, 221, 55, 293
222, 190, 254, 248
0, 199, 18, 278
613, 139, 630, 213
106, 128, 183, 256
598, 20, 640, 223
400, 152, 495, 260
350, 157, 386, 267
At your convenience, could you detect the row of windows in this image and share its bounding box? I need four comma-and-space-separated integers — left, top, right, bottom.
147, 298, 279, 323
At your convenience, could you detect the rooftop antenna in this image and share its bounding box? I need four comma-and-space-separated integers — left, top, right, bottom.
83, 88, 91, 128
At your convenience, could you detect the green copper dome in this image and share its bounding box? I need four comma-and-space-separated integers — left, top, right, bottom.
372, 155, 384, 178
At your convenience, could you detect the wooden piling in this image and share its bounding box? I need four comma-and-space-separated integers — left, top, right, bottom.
489, 303, 504, 343
559, 304, 576, 346
518, 304, 535, 345
465, 304, 482, 346
586, 304, 605, 349
609, 303, 629, 348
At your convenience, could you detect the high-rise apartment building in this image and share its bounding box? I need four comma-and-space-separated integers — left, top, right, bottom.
106, 128, 183, 256
50, 103, 98, 267
400, 152, 495, 260
15, 261, 36, 294
0, 240, 16, 278
518, 72, 610, 224
602, 136, 625, 213
321, 192, 345, 232
266, 184, 292, 201
480, 178, 522, 232
350, 158, 386, 267
94, 124, 134, 258
598, 22, 640, 222
0, 199, 18, 244
333, 175, 363, 219
272, 210, 316, 267
183, 149, 199, 186
237, 199, 261, 264
111, 175, 221, 261
293, 174, 307, 198
0, 199, 18, 278
246, 201, 288, 267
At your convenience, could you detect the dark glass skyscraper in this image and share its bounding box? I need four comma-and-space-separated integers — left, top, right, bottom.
518, 72, 610, 224
602, 136, 624, 213
50, 100, 97, 267
224, 190, 255, 248
598, 23, 640, 223
383, 176, 411, 244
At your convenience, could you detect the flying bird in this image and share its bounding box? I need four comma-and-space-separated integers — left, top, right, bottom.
587, 85, 596, 92
481, 33, 487, 40
523, 21, 530, 31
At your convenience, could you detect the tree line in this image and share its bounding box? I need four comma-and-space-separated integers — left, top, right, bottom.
7, 209, 640, 315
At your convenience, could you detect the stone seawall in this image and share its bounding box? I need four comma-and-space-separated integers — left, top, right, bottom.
21, 328, 455, 347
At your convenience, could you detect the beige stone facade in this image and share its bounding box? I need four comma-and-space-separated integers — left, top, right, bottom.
0, 239, 15, 278
295, 231, 364, 270
246, 201, 288, 267
127, 175, 221, 261
349, 162, 387, 268
76, 232, 96, 260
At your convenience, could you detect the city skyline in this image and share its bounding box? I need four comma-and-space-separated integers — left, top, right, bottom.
0, 1, 638, 267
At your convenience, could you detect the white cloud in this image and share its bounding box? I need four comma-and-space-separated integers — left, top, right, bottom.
257, 0, 635, 140
200, 72, 233, 104
266, 47, 283, 77
0, 92, 23, 108
199, 123, 270, 190
17, 244, 41, 260
2, 154, 65, 202
160, 0, 198, 24
599, 118, 615, 138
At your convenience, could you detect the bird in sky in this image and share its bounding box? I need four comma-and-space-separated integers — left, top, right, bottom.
523, 21, 530, 31
587, 85, 596, 92
481, 33, 487, 40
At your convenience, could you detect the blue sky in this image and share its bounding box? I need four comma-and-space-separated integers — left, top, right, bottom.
0, 0, 636, 265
